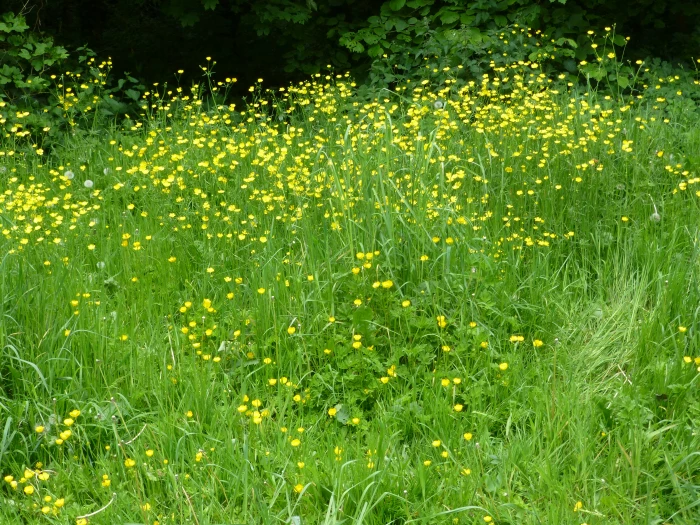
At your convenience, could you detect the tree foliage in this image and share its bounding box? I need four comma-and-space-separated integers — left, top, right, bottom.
2, 0, 698, 90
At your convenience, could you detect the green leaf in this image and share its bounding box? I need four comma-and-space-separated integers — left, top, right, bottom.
407, 0, 433, 7
389, 0, 406, 10
33, 42, 47, 56
353, 306, 374, 330
179, 12, 200, 27
144, 469, 159, 481
334, 404, 350, 424
484, 471, 504, 493
125, 89, 141, 102
460, 13, 475, 25
439, 11, 459, 25
612, 34, 626, 46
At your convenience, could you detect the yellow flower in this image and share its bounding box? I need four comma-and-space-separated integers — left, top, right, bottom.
290, 439, 301, 447
432, 440, 441, 447
35, 425, 44, 433
54, 498, 65, 507
401, 300, 411, 307
483, 517, 493, 523
454, 404, 463, 412
533, 339, 544, 347
499, 362, 509, 371
69, 410, 80, 418
328, 407, 337, 416
381, 280, 393, 288
678, 326, 687, 333
23, 485, 34, 495
574, 501, 583, 512
124, 458, 136, 468
294, 483, 304, 493
257, 288, 266, 294
463, 432, 473, 441
287, 326, 296, 335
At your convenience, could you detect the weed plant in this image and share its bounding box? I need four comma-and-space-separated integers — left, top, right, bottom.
1, 33, 700, 525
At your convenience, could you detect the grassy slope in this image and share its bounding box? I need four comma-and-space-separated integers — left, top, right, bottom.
1, 62, 700, 525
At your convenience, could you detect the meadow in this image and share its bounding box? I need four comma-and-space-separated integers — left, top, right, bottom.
1, 30, 700, 525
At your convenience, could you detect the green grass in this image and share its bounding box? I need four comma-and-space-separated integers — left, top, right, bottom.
1, 61, 700, 525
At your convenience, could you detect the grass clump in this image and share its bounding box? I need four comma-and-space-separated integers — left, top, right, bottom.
1, 35, 700, 525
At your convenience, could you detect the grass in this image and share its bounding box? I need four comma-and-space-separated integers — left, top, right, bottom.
1, 51, 700, 525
